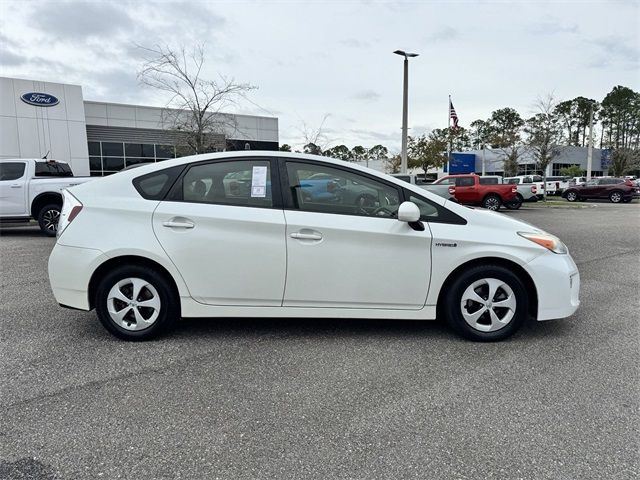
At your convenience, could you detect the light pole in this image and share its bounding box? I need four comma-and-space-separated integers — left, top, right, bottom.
394, 50, 419, 174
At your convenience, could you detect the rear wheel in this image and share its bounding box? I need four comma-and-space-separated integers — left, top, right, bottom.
505, 194, 523, 210
609, 191, 623, 203
565, 191, 579, 202
37, 204, 61, 236
95, 265, 179, 340
482, 195, 501, 211
444, 265, 529, 341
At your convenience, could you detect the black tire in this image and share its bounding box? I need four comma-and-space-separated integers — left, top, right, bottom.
443, 264, 529, 342
481, 194, 501, 211
565, 191, 579, 202
609, 191, 623, 203
622, 198, 632, 203
505, 194, 523, 210
37, 203, 61, 236
95, 265, 179, 341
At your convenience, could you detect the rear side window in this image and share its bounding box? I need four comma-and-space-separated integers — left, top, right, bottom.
479, 177, 499, 185
0, 162, 26, 181
35, 162, 73, 177
175, 159, 273, 208
455, 177, 475, 187
133, 165, 184, 200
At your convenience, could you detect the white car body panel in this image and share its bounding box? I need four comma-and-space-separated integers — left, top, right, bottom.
48, 151, 580, 326
152, 201, 287, 306
283, 210, 431, 309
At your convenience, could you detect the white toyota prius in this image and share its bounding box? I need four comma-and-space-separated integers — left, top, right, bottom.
48, 152, 580, 341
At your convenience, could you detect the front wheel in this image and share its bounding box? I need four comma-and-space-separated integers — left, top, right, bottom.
482, 195, 501, 211
95, 265, 179, 340
609, 191, 623, 203
565, 191, 579, 202
37, 204, 61, 236
443, 265, 529, 341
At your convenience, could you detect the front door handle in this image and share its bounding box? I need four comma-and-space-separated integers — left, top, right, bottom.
163, 220, 195, 229
290, 231, 322, 241
10, 184, 22, 189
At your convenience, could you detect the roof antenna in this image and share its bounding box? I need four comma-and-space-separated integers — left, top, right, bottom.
42, 151, 50, 160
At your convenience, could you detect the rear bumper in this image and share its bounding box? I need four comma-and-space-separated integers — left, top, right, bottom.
525, 252, 580, 321
48, 243, 107, 311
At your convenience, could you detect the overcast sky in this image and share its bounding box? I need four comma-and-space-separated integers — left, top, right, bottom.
1, 0, 638, 151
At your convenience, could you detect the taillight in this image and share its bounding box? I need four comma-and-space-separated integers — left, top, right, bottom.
511, 186, 517, 193
448, 186, 456, 195
624, 179, 633, 186
556, 182, 560, 189
531, 185, 537, 193
57, 189, 83, 237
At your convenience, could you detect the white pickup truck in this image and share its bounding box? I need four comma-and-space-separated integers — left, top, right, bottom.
504, 175, 557, 198
0, 159, 93, 236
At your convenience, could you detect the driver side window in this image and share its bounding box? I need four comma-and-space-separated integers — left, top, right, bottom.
285, 162, 400, 218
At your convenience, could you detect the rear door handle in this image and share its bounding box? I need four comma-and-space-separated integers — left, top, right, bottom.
163, 220, 195, 229
290, 231, 322, 241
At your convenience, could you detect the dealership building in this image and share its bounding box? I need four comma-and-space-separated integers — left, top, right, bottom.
446, 146, 610, 177
0, 76, 279, 177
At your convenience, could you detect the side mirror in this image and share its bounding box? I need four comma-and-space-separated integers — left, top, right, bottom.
397, 201, 421, 223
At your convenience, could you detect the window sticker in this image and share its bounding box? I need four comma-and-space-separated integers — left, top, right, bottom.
251, 165, 267, 197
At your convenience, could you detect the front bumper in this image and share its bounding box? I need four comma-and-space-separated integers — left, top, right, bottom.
48, 243, 108, 310
525, 252, 580, 321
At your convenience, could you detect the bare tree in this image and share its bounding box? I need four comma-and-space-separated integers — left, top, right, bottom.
296, 114, 332, 152
525, 94, 564, 200
137, 44, 256, 155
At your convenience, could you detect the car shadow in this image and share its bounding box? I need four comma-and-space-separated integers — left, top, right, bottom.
0, 225, 46, 237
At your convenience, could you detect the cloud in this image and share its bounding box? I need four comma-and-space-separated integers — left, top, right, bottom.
587, 35, 639, 69
0, 48, 25, 66
349, 128, 398, 142
426, 26, 459, 43
30, 2, 133, 41
339, 38, 370, 48
352, 90, 381, 102
527, 17, 579, 35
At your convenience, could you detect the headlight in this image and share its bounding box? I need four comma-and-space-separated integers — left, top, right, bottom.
518, 231, 568, 254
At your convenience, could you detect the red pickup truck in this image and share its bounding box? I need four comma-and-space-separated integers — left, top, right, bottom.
426, 174, 518, 211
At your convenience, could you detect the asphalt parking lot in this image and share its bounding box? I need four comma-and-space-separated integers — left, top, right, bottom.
1, 203, 638, 480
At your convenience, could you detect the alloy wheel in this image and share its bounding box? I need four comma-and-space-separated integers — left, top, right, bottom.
484, 197, 500, 211
566, 192, 577, 202
460, 278, 516, 332
43, 209, 60, 232
610, 192, 622, 203
107, 278, 161, 331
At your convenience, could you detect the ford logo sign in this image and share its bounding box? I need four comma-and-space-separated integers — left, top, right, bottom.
20, 92, 60, 107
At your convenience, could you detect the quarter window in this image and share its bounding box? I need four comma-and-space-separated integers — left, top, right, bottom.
407, 191, 467, 225
286, 162, 400, 218
0, 162, 26, 181
180, 160, 273, 208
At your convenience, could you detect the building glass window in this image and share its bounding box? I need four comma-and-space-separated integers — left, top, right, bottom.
103, 157, 124, 171
101, 142, 124, 157
87, 141, 179, 175
88, 142, 101, 156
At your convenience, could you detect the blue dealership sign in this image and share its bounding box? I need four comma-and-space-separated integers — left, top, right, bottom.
20, 92, 60, 107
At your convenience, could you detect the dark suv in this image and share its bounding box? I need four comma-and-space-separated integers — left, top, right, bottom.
562, 177, 638, 203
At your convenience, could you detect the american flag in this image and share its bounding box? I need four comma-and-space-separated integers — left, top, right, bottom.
449, 99, 459, 130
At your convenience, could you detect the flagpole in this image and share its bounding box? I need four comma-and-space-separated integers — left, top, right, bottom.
446, 95, 451, 174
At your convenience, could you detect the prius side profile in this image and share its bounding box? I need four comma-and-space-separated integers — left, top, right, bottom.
48, 152, 580, 341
